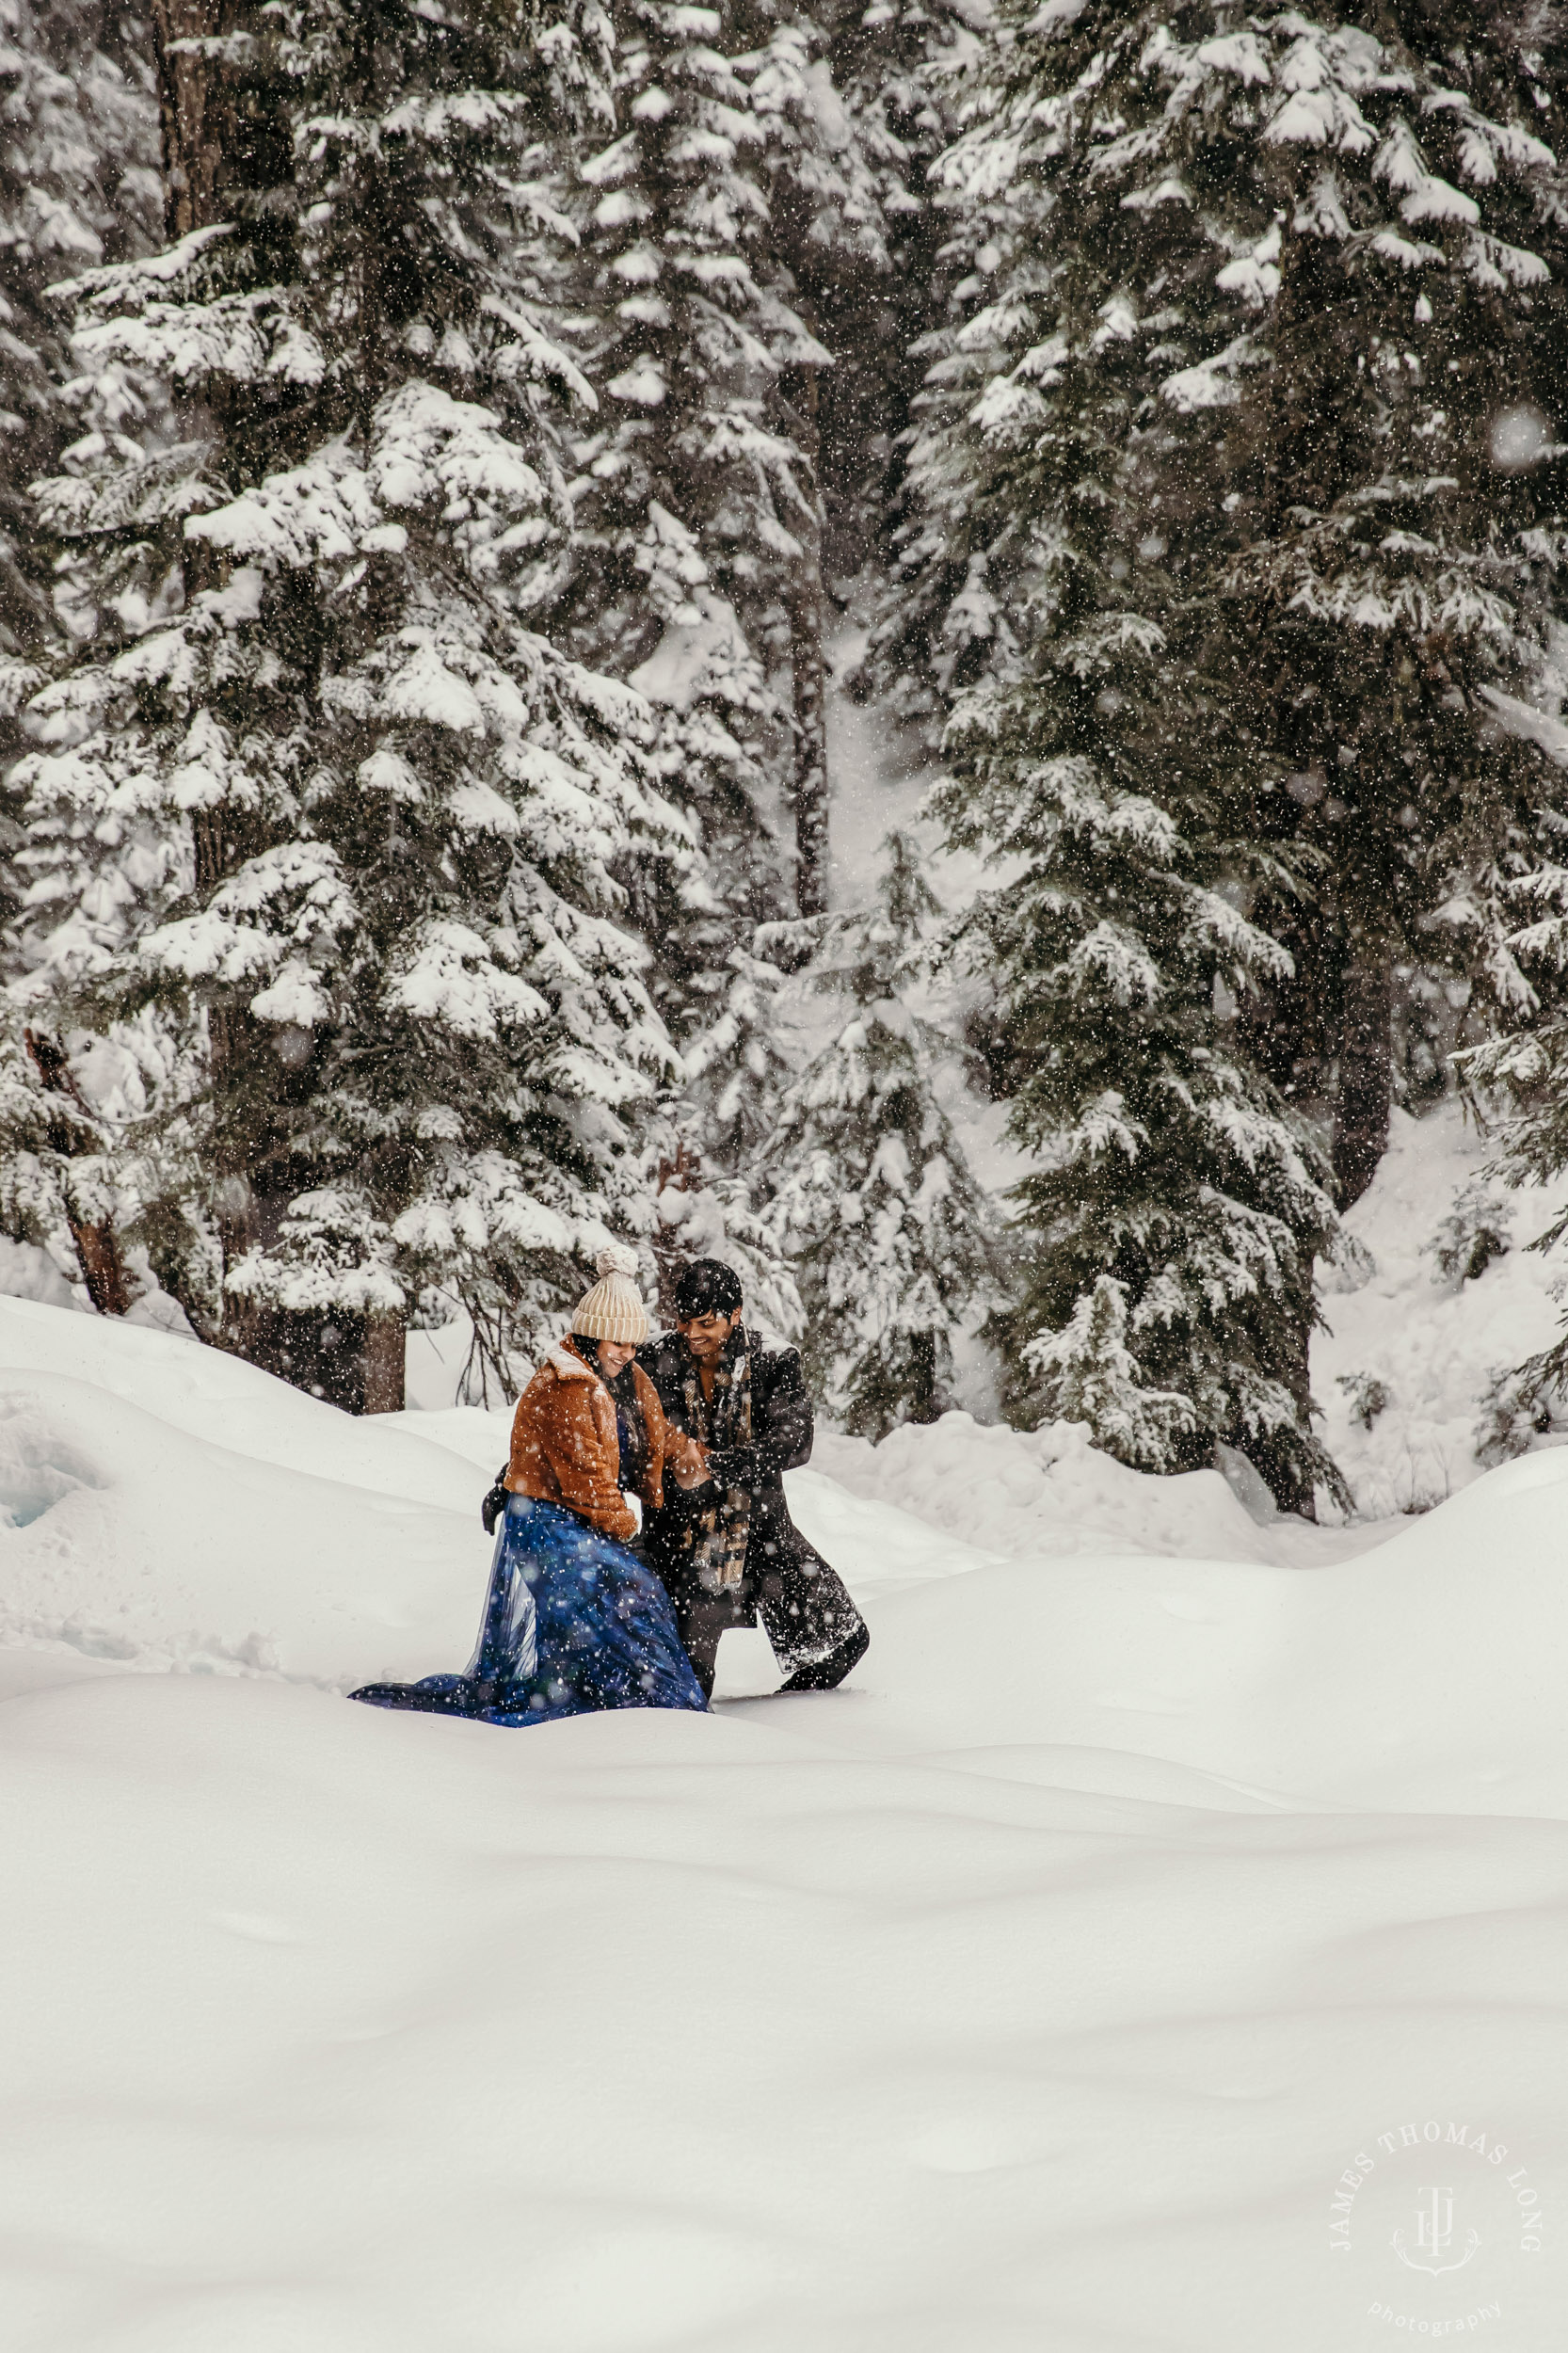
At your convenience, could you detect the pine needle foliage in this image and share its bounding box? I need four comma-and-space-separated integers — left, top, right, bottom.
545, 0, 856, 1221
875, 0, 1568, 1203
1026, 1273, 1195, 1472
560, 0, 827, 1140
0, 0, 157, 685
757, 831, 997, 1436
936, 658, 1347, 1503
6, 0, 680, 1394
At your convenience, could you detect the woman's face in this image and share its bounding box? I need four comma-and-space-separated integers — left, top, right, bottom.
597, 1338, 635, 1378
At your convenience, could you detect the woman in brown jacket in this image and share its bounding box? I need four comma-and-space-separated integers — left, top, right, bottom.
352, 1250, 710, 1725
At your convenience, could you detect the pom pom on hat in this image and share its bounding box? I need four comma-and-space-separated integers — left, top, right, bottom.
571, 1242, 649, 1346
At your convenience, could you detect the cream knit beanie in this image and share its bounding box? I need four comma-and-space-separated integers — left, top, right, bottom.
570, 1243, 650, 1347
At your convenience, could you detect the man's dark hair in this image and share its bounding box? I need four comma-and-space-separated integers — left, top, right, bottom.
672, 1257, 744, 1319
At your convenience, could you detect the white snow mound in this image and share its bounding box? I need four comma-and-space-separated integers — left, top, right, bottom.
0, 1294, 1565, 2350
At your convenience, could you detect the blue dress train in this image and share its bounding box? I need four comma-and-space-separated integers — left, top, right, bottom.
350, 1495, 708, 1725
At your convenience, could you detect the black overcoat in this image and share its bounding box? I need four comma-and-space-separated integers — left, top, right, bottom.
635, 1325, 866, 1673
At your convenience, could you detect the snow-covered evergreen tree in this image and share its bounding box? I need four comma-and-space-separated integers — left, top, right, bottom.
7, 0, 680, 1405
561, 0, 966, 1218
749, 0, 968, 594
933, 608, 1346, 1506
1026, 1273, 1194, 1472
0, 4, 158, 1305
1457, 799, 1568, 1425
876, 0, 1568, 1211
648, 1130, 801, 1336
560, 0, 828, 1154
756, 832, 995, 1434
727, 2, 884, 904
0, 1002, 134, 1311
0, 0, 156, 695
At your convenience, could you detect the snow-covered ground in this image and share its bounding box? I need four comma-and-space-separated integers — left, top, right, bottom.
1, 1292, 1564, 2350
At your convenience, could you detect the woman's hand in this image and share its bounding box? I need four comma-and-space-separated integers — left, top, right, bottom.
670, 1439, 712, 1492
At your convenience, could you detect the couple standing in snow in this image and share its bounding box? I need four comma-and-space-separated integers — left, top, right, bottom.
353, 1252, 869, 1724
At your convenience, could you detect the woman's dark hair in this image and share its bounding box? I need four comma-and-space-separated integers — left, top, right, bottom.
601, 1354, 651, 1489
672, 1257, 744, 1319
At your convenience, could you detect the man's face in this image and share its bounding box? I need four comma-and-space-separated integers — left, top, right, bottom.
677, 1308, 739, 1366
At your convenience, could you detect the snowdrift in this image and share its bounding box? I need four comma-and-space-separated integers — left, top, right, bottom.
1, 1296, 1564, 2351
0, 1296, 489, 1684
812, 1411, 1379, 1570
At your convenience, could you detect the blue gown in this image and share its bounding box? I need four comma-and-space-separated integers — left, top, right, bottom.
350, 1494, 708, 1725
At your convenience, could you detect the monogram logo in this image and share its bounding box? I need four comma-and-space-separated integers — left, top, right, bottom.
1391, 2186, 1480, 2279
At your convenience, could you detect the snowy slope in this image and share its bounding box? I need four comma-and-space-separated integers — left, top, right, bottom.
0, 1296, 486, 1683
1, 1299, 1565, 2349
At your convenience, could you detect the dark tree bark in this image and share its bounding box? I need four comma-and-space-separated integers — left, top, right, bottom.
791, 566, 828, 918
362, 1310, 407, 1415
1242, 1260, 1320, 1520
239, 1306, 366, 1411
152, 8, 260, 1288
783, 355, 829, 919
1334, 948, 1392, 1209
1235, 898, 1337, 1112
906, 1327, 940, 1426
148, 0, 278, 246
71, 1221, 133, 1320
23, 1030, 131, 1317
145, 8, 332, 1385
150, 0, 221, 242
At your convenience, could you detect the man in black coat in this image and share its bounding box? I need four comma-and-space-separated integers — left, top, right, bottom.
636, 1258, 870, 1700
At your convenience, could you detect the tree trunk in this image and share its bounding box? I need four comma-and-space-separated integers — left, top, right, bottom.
150, 0, 228, 243
1334, 947, 1392, 1209
792, 566, 828, 919
69, 1218, 132, 1320
149, 0, 282, 248
150, 6, 253, 1325
1244, 1268, 1319, 1520
23, 1031, 131, 1317
907, 1328, 940, 1426
362, 1308, 407, 1415
785, 352, 829, 919
1235, 898, 1336, 1112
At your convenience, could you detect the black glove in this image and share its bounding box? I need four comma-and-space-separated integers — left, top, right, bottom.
480, 1466, 509, 1536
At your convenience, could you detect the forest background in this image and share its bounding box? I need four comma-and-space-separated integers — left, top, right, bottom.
6, 0, 1568, 1519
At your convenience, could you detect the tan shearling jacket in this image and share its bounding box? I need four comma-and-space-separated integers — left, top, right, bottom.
505, 1339, 696, 1542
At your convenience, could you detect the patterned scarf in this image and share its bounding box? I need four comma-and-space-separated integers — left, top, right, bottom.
680, 1335, 752, 1593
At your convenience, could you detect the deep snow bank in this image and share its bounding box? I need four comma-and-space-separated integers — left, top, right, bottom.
3, 1298, 1567, 2351
844, 1441, 1568, 1815
3, 1663, 1563, 2353
810, 1412, 1384, 1572
0, 1296, 487, 1683
0, 1289, 1553, 1815
0, 1293, 1384, 1689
